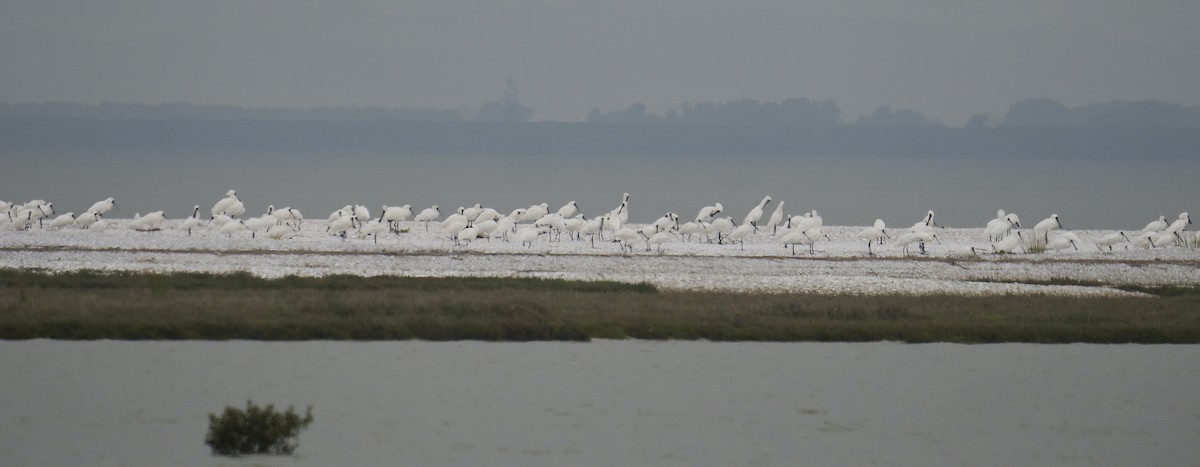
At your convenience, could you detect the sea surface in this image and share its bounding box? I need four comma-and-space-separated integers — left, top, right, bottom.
5, 151, 1198, 229
1, 340, 1197, 466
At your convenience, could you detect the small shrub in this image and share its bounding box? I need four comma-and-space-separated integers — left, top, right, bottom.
1025, 234, 1047, 254
205, 400, 313, 456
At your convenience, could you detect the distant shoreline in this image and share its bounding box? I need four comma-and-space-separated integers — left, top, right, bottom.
2, 270, 1198, 343
3, 116, 1197, 159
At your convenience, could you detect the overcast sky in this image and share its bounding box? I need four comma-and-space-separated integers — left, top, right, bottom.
2, 0, 1197, 124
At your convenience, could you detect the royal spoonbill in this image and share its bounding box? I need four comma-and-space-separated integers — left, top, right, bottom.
647, 227, 677, 252
556, 201, 580, 219
1045, 232, 1080, 251
1140, 216, 1168, 233
708, 217, 736, 244
49, 212, 75, 230
1095, 231, 1130, 251
743, 196, 772, 231
414, 206, 440, 231
75, 211, 100, 229
767, 201, 786, 235
178, 206, 203, 235
1165, 212, 1191, 233
991, 231, 1024, 254
1033, 214, 1063, 242
727, 223, 755, 250
894, 230, 938, 256
360, 218, 389, 244
87, 198, 116, 215
326, 214, 355, 241
853, 221, 888, 256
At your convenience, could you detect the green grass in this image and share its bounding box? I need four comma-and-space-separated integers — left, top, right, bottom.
1, 269, 1199, 343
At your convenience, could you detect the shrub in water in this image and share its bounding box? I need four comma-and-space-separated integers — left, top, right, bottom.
205, 400, 313, 456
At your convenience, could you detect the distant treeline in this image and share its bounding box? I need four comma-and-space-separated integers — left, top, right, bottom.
3, 98, 1199, 128
2, 117, 1196, 160
970, 98, 1200, 129
0, 102, 464, 122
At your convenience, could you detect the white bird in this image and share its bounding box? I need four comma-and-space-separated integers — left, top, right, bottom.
352, 205, 371, 227
75, 211, 100, 229
677, 221, 703, 242
579, 216, 605, 247
853, 221, 888, 256
131, 211, 166, 231
474, 218, 500, 240
273, 206, 303, 230
440, 218, 470, 241
328, 205, 353, 223
612, 226, 646, 253
985, 215, 1019, 242
462, 203, 484, 221
210, 190, 240, 218
381, 204, 413, 232
523, 203, 550, 222
651, 212, 679, 233
1045, 232, 1080, 251
556, 201, 580, 219
613, 193, 631, 225
442, 212, 468, 228
727, 223, 755, 250
743, 195, 772, 231
786, 212, 821, 235
178, 206, 203, 235
1095, 231, 1130, 251
49, 212, 75, 229
781, 227, 828, 255
242, 214, 276, 238
1129, 232, 1158, 249
327, 214, 355, 241
218, 219, 248, 237
225, 198, 246, 218
916, 210, 937, 228
695, 202, 723, 223
1033, 214, 1063, 242
360, 218, 390, 244
512, 226, 546, 247
495, 215, 518, 241
414, 205, 440, 231
534, 213, 566, 241
1165, 212, 1192, 234
209, 213, 234, 228
1150, 230, 1182, 248
991, 231, 1024, 254
456, 225, 479, 246
707, 217, 736, 244
1140, 215, 1168, 233
646, 227, 677, 252
87, 197, 116, 215
562, 214, 587, 240
90, 216, 110, 232
767, 201, 786, 235
22, 202, 55, 228
893, 230, 938, 256
265, 224, 292, 240
474, 208, 501, 223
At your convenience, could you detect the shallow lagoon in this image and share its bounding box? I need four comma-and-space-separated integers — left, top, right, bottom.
1, 340, 1197, 466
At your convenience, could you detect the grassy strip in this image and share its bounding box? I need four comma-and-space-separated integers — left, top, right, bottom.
2, 270, 1199, 343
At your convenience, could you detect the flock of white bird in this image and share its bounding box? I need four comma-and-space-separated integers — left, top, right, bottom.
1, 191, 1193, 256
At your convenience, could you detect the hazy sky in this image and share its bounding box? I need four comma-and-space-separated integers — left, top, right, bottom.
2, 0, 1197, 124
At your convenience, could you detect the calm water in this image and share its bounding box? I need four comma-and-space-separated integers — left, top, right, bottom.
1, 340, 1197, 466
5, 151, 1198, 229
